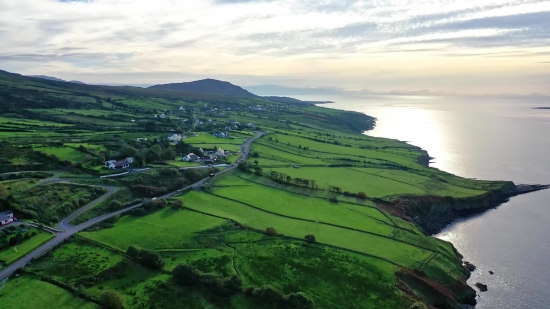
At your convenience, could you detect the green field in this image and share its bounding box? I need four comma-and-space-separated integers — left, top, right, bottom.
0, 276, 98, 309
33, 146, 88, 163
79, 208, 227, 250
0, 229, 55, 265
184, 133, 245, 145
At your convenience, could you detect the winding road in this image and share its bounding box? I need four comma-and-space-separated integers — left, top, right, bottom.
0, 131, 264, 281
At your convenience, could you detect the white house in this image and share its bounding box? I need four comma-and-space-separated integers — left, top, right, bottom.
131, 119, 136, 122
108, 159, 131, 170
178, 106, 185, 111
159, 113, 167, 119
167, 133, 182, 142
214, 148, 226, 158
183, 153, 200, 162
198, 148, 204, 154
125, 157, 134, 164
0, 211, 15, 226
104, 160, 116, 166
136, 138, 148, 142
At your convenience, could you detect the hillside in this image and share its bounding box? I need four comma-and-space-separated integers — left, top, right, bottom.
29, 75, 85, 84
149, 78, 258, 97
0, 68, 515, 309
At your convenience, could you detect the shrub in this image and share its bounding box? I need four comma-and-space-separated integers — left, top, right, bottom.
99, 290, 125, 309
285, 292, 316, 309
252, 285, 284, 303
265, 227, 278, 236
329, 196, 339, 203
357, 191, 368, 199
130, 208, 146, 216
304, 234, 316, 243
172, 264, 202, 285
171, 199, 183, 210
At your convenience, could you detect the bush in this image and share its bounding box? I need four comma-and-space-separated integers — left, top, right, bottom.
265, 227, 278, 236
304, 234, 316, 243
171, 199, 183, 210
99, 290, 125, 309
285, 292, 316, 309
329, 196, 339, 203
125, 246, 164, 269
173, 264, 201, 285
357, 191, 368, 199
252, 285, 284, 303
130, 207, 146, 216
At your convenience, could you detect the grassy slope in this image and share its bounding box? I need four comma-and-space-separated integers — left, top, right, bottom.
0, 229, 55, 265
0, 276, 98, 309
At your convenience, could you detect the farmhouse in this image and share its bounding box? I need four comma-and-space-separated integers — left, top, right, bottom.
159, 113, 167, 119
212, 132, 229, 138
108, 159, 131, 170
214, 148, 226, 158
183, 153, 200, 162
104, 160, 116, 166
167, 133, 183, 142
178, 106, 185, 111
0, 211, 15, 226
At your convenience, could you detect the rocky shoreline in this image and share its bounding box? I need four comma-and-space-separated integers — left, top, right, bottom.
409, 184, 550, 235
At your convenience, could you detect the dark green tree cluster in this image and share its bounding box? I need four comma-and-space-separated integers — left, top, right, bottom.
268, 171, 317, 189
172, 264, 242, 296
0, 225, 36, 249
244, 285, 315, 309
125, 245, 165, 269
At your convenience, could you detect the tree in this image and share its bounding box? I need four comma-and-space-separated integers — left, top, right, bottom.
265, 227, 278, 236
126, 245, 141, 259
254, 166, 263, 176
237, 162, 248, 172
99, 290, 125, 309
173, 264, 201, 285
286, 175, 292, 183
286, 292, 316, 309
357, 192, 368, 199
120, 144, 138, 157
0, 183, 8, 197
305, 234, 316, 243
162, 147, 177, 160
254, 160, 259, 165
252, 151, 259, 158
140, 249, 165, 269
171, 199, 184, 209
329, 196, 339, 203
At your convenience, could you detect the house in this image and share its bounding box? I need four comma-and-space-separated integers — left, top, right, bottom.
136, 138, 148, 142
159, 113, 167, 119
169, 128, 175, 132
247, 123, 256, 128
108, 159, 131, 170
167, 133, 183, 142
104, 160, 116, 166
131, 119, 136, 122
224, 150, 231, 155
224, 126, 233, 131
0, 211, 15, 226
182, 153, 200, 162
213, 132, 230, 138
178, 106, 185, 111
214, 148, 226, 158
198, 148, 204, 154
125, 157, 134, 164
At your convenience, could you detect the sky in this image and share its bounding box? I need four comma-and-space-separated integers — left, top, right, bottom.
0, 0, 549, 95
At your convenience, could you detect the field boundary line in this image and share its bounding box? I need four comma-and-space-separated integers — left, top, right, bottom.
206, 192, 441, 256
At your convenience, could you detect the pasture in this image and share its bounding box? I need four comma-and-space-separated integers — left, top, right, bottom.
0, 229, 54, 265
79, 208, 227, 250
0, 276, 98, 309
33, 146, 88, 163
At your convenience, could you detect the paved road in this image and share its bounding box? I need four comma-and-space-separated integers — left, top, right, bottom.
0, 131, 264, 281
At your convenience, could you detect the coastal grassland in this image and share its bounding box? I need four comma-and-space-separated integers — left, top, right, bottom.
1, 178, 41, 194
79, 208, 227, 250
0, 116, 74, 127
234, 240, 403, 309
180, 191, 434, 268
14, 183, 107, 225
184, 134, 245, 145
0, 228, 55, 265
32, 145, 89, 163
0, 276, 98, 309
211, 175, 395, 235
190, 143, 242, 152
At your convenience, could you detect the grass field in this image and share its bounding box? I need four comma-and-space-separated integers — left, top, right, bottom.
33, 146, 88, 163
184, 133, 245, 145
0, 276, 98, 309
0, 229, 55, 265
79, 208, 227, 250
1, 179, 40, 194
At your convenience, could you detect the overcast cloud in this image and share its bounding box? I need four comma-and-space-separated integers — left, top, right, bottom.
0, 0, 549, 95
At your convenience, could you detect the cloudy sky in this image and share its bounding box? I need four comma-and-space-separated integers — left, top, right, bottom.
0, 0, 549, 95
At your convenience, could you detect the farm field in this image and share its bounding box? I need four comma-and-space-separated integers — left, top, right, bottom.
180, 191, 435, 268
184, 134, 245, 145
0, 229, 55, 265
33, 146, 87, 163
266, 167, 427, 198
0, 276, 98, 309
79, 208, 227, 250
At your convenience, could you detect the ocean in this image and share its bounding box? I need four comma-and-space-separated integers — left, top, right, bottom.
295, 94, 550, 308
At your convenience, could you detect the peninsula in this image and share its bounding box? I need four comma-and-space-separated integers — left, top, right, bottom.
0, 69, 547, 309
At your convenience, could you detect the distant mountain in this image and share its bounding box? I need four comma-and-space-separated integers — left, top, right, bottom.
28, 75, 86, 85
263, 96, 332, 104
149, 79, 258, 98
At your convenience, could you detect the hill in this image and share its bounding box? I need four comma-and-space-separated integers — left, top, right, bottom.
0, 68, 514, 309
149, 78, 258, 98
28, 74, 85, 85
